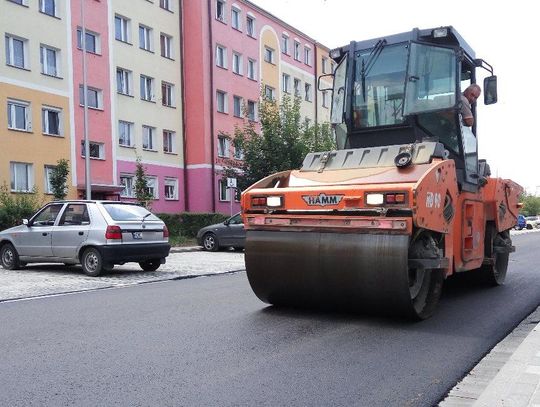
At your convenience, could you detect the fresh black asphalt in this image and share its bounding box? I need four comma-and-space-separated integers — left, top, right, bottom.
0, 233, 538, 406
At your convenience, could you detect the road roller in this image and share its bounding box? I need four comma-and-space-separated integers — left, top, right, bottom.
240, 27, 522, 319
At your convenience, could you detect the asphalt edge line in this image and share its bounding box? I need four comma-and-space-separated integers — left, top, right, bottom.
0, 269, 246, 304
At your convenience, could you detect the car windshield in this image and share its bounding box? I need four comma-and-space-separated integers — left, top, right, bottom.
102, 204, 160, 221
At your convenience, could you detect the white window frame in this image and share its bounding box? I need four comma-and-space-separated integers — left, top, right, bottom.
234, 143, 244, 160
305, 83, 312, 102
159, 0, 172, 12
77, 28, 100, 54
264, 85, 275, 101
161, 81, 175, 107
282, 73, 290, 93
79, 85, 102, 109
322, 90, 329, 108
216, 0, 226, 23
217, 135, 230, 158
231, 7, 241, 30
233, 95, 242, 117
294, 41, 301, 61
8, 0, 29, 6
216, 90, 227, 113
293, 78, 301, 97
140, 75, 154, 101
219, 179, 230, 202
282, 34, 289, 55
216, 45, 227, 68
115, 15, 130, 43
164, 178, 178, 200
160, 33, 173, 59
247, 100, 257, 121
44, 165, 55, 194
40, 44, 60, 77
120, 174, 134, 198
142, 125, 156, 151
163, 130, 176, 153
42, 106, 62, 136
139, 24, 153, 52
322, 57, 328, 74
246, 15, 255, 37
247, 58, 256, 80
304, 46, 312, 66
116, 67, 132, 95
7, 99, 31, 131
10, 162, 33, 192
145, 176, 158, 199
39, 0, 58, 17
81, 141, 104, 159
232, 52, 242, 75
118, 120, 134, 147
264, 46, 274, 64
5, 34, 29, 69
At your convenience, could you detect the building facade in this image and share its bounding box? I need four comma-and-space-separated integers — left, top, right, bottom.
1, 0, 331, 215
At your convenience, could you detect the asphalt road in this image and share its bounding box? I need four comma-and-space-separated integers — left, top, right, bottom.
1, 233, 539, 407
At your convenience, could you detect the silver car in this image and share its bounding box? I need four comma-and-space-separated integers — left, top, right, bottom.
0, 200, 170, 276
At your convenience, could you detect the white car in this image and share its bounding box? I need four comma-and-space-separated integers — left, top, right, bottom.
525, 216, 540, 230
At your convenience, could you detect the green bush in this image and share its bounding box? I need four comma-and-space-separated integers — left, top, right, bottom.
0, 184, 43, 231
158, 212, 229, 238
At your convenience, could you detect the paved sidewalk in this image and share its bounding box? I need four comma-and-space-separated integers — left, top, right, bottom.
441, 306, 540, 406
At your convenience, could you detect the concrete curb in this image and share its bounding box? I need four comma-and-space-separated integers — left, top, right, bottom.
169, 246, 202, 253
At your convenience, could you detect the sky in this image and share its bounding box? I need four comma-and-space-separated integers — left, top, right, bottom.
251, 0, 540, 194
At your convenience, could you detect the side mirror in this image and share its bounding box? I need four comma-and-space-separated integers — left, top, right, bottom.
223, 220, 229, 226
483, 75, 497, 105
22, 219, 29, 226
317, 74, 334, 92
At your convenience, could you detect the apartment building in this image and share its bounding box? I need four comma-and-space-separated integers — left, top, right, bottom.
112, 0, 184, 213
1, 0, 74, 199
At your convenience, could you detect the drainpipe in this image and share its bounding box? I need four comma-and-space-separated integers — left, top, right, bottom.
179, 0, 189, 211
207, 0, 216, 212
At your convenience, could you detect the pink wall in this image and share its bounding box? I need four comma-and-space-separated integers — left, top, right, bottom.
71, 0, 114, 191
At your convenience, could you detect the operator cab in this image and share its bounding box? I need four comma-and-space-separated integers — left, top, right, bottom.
322, 27, 497, 192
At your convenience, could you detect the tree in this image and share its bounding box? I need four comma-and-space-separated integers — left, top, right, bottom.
521, 193, 540, 216
134, 155, 153, 208
50, 159, 70, 200
223, 93, 335, 191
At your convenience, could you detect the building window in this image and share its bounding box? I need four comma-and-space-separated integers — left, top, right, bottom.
247, 58, 256, 80
115, 15, 130, 43
231, 8, 241, 30
164, 178, 178, 200
79, 86, 102, 109
294, 41, 301, 61
246, 16, 255, 37
5, 34, 28, 69
305, 83, 312, 102
159, 0, 172, 11
142, 125, 156, 150
321, 57, 328, 74
331, 62, 336, 73
39, 0, 57, 17
233, 96, 242, 117
44, 165, 55, 194
81, 141, 104, 159
139, 25, 153, 52
281, 34, 289, 55
7, 99, 31, 131
10, 162, 33, 192
120, 175, 134, 197
7, 0, 28, 6
282, 73, 290, 93
232, 52, 242, 75
219, 179, 230, 201
264, 47, 274, 64
42, 106, 61, 136
217, 135, 230, 158
163, 130, 175, 153
40, 44, 59, 77
140, 75, 154, 101
234, 144, 244, 160
216, 0, 225, 22
118, 120, 133, 147
304, 47, 311, 65
116, 67, 131, 95
76, 28, 99, 53
247, 100, 256, 121
293, 78, 301, 97
264, 85, 275, 101
160, 33, 173, 59
162, 82, 175, 107
216, 45, 226, 68
322, 90, 329, 108
145, 177, 157, 198
216, 90, 227, 113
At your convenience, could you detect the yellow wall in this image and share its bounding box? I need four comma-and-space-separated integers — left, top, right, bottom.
260, 28, 280, 92
0, 83, 74, 199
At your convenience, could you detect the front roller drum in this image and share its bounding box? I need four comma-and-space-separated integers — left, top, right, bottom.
245, 231, 443, 319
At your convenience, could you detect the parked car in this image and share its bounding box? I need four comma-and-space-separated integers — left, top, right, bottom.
197, 212, 245, 251
525, 216, 540, 230
0, 201, 170, 276
516, 215, 527, 230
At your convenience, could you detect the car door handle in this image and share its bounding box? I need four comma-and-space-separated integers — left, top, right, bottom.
42, 232, 48, 236
78, 231, 84, 236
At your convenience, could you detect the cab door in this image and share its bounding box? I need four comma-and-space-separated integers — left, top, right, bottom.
51, 203, 91, 260
16, 203, 64, 257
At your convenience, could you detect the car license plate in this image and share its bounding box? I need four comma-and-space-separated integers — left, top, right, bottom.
132, 232, 142, 240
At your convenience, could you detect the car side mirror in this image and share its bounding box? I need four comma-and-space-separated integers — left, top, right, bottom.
22, 219, 29, 226
223, 220, 229, 226
317, 73, 334, 91
483, 75, 497, 105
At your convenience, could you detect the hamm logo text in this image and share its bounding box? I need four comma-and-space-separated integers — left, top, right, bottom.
302, 194, 344, 206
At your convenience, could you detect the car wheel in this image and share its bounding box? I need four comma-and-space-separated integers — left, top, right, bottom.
139, 259, 161, 271
527, 224, 533, 230
202, 233, 219, 252
81, 247, 104, 277
0, 243, 21, 270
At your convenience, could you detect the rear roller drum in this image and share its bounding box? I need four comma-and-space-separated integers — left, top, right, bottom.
479, 224, 510, 286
